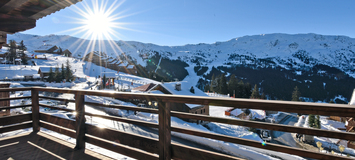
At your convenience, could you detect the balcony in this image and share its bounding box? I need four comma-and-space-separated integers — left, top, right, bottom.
1, 87, 355, 160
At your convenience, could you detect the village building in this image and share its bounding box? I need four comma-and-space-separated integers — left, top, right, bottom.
100, 72, 117, 89
38, 67, 62, 80
132, 82, 209, 120
62, 49, 72, 57
0, 83, 10, 117
34, 45, 58, 53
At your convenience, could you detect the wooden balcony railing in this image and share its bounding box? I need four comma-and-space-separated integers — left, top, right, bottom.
1, 87, 355, 160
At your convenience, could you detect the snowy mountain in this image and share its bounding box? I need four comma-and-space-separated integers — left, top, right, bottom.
7, 33, 355, 102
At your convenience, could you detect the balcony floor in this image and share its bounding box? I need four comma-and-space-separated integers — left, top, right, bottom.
0, 131, 113, 160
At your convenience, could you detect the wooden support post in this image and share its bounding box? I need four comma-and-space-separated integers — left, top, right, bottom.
31, 88, 40, 132
75, 93, 86, 150
159, 102, 171, 160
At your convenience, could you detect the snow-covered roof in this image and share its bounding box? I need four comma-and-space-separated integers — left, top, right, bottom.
119, 63, 127, 67
101, 72, 117, 78
132, 83, 157, 92
39, 67, 61, 73
127, 65, 135, 69
148, 81, 208, 109
15, 58, 21, 61
230, 109, 244, 117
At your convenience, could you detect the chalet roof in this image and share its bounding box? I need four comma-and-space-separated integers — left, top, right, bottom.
0, 0, 82, 33
148, 81, 208, 109
132, 83, 157, 92
38, 67, 61, 73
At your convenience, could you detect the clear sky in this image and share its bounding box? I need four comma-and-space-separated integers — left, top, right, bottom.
22, 0, 355, 46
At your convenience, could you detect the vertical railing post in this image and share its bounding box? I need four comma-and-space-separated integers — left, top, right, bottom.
31, 88, 40, 132
159, 102, 171, 160
74, 92, 86, 150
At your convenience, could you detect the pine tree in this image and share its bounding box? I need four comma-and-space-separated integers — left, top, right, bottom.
190, 86, 195, 94
219, 73, 228, 94
204, 84, 210, 92
54, 66, 61, 83
210, 74, 216, 92
308, 114, 315, 128
236, 80, 244, 98
48, 67, 54, 82
58, 47, 63, 55
315, 115, 321, 129
61, 63, 65, 81
7, 40, 17, 63
65, 59, 73, 82
250, 84, 261, 99
228, 74, 238, 97
261, 92, 266, 99
292, 86, 301, 101
244, 83, 252, 98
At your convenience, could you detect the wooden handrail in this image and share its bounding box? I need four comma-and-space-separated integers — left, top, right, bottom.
0, 96, 31, 101
0, 87, 32, 92
0, 87, 354, 159
33, 87, 355, 117
0, 104, 31, 110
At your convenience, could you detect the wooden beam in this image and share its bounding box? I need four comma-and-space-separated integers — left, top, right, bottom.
0, 104, 31, 110
40, 112, 75, 130
39, 96, 75, 103
0, 87, 31, 92
30, 0, 82, 20
74, 93, 85, 150
33, 87, 355, 117
171, 126, 352, 160
39, 121, 76, 138
0, 96, 31, 101
86, 124, 160, 154
31, 88, 39, 132
85, 112, 159, 128
0, 13, 36, 33
171, 111, 355, 141
85, 101, 159, 114
39, 103, 74, 112
159, 102, 171, 160
171, 143, 242, 160
0, 0, 29, 14
0, 122, 32, 133
86, 135, 159, 160
0, 113, 32, 126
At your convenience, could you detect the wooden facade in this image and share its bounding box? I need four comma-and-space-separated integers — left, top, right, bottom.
0, 83, 10, 116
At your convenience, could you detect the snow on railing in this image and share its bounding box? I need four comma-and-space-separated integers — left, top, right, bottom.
205, 92, 231, 98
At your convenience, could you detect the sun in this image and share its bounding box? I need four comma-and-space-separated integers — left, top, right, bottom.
83, 9, 114, 40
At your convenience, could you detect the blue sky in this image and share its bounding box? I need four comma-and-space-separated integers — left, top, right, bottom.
22, 0, 355, 46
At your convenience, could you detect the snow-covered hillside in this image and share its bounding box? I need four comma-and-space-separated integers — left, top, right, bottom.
7, 33, 355, 101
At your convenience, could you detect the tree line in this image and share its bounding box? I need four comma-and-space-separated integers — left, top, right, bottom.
6, 40, 28, 65
204, 74, 254, 98
47, 59, 74, 83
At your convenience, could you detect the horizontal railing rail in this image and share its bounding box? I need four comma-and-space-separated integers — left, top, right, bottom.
1, 87, 354, 160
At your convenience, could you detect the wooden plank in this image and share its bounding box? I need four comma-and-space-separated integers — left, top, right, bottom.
0, 113, 32, 126
85, 101, 158, 114
0, 87, 31, 92
0, 96, 31, 101
33, 87, 355, 117
31, 88, 39, 132
86, 124, 159, 154
0, 0, 29, 14
39, 103, 74, 112
171, 111, 355, 141
86, 135, 159, 160
159, 102, 171, 160
85, 112, 158, 128
39, 121, 76, 138
171, 143, 242, 160
75, 93, 85, 150
0, 104, 31, 110
39, 96, 75, 103
0, 122, 32, 133
39, 113, 75, 130
171, 126, 352, 160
